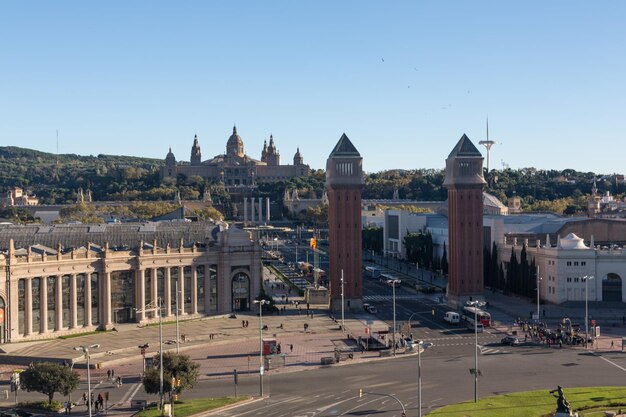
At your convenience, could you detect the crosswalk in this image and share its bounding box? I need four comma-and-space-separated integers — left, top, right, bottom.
363, 295, 422, 301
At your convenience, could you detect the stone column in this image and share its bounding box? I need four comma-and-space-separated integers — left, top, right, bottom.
70, 274, 78, 329
104, 272, 112, 326
251, 197, 255, 223
258, 197, 263, 224
40, 277, 48, 333
151, 268, 158, 319
204, 265, 211, 314
243, 197, 248, 225
266, 197, 271, 223
137, 269, 145, 322
178, 266, 185, 315
191, 266, 198, 315
165, 268, 172, 317
24, 278, 32, 336
85, 273, 92, 327
55, 276, 63, 330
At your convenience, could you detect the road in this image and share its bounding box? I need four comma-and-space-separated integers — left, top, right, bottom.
9, 241, 626, 416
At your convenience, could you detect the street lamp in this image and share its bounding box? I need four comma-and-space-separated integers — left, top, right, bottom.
417, 340, 433, 417
536, 266, 542, 321
391, 279, 401, 356
254, 299, 269, 397
466, 300, 485, 403
340, 269, 345, 331
74, 344, 100, 417
582, 275, 595, 348
136, 298, 164, 414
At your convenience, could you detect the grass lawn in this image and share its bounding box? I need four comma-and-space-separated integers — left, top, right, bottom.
427, 386, 626, 417
135, 397, 249, 417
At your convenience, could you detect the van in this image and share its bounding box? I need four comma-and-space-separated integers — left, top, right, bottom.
443, 311, 460, 324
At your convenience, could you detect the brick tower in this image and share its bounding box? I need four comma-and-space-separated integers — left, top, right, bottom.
443, 134, 487, 308
326, 134, 364, 312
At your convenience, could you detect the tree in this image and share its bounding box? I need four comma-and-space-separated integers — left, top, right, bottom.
20, 362, 80, 405
143, 352, 200, 402
441, 241, 448, 274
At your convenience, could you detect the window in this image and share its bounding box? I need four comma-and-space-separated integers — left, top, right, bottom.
574, 277, 579, 283
567, 278, 572, 283
574, 262, 579, 266
567, 261, 572, 266
581, 261, 586, 266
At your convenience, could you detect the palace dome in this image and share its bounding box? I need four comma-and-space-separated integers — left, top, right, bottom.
226, 125, 244, 158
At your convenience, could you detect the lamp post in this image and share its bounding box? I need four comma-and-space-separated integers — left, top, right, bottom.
391, 279, 401, 356
466, 300, 485, 402
254, 299, 269, 397
582, 275, 595, 348
175, 281, 180, 354
536, 266, 542, 321
340, 269, 345, 331
417, 340, 433, 417
136, 298, 164, 414
74, 344, 100, 417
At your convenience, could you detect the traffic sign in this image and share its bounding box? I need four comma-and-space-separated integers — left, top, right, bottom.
365, 327, 369, 334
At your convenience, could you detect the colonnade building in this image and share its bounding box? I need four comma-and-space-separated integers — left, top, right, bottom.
0, 222, 261, 343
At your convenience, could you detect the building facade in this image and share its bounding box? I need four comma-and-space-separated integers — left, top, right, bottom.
502, 233, 626, 304
0, 222, 261, 343
443, 134, 487, 308
326, 134, 364, 312
160, 126, 310, 187
1, 187, 39, 207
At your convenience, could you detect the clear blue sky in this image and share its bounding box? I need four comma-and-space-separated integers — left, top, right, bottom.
1, 1, 625, 175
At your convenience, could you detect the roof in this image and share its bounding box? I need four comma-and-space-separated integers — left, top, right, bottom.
448, 134, 482, 158
0, 221, 221, 251
329, 133, 360, 157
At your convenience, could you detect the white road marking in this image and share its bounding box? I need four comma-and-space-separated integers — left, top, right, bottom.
598, 354, 626, 372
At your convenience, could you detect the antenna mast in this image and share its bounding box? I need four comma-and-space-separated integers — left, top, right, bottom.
478, 117, 498, 172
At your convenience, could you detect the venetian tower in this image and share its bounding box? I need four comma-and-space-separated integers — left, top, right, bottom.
326, 134, 364, 312
443, 134, 487, 308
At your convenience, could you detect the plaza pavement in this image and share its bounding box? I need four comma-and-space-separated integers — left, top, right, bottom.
3, 263, 626, 414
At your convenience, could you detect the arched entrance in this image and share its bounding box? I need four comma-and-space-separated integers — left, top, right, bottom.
232, 273, 250, 311
602, 273, 622, 302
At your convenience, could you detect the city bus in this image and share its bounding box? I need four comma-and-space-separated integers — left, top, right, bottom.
365, 266, 381, 278
462, 306, 492, 327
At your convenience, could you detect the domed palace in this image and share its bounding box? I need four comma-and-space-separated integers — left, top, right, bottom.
160, 126, 310, 188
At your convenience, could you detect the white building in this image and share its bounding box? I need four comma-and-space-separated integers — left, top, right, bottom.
502, 233, 626, 303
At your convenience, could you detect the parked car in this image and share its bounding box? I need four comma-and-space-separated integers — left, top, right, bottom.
501, 335, 520, 346
366, 305, 378, 314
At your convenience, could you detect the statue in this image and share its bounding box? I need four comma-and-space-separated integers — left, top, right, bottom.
550, 385, 572, 414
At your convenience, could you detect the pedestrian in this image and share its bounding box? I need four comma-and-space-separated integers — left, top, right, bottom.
611, 340, 615, 349
64, 401, 69, 414
82, 392, 87, 405
111, 369, 115, 378
246, 320, 249, 327
98, 393, 103, 407
242, 320, 245, 328
290, 343, 293, 352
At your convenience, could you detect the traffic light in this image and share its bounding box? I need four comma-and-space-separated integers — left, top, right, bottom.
359, 388, 362, 398
432, 309, 435, 316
